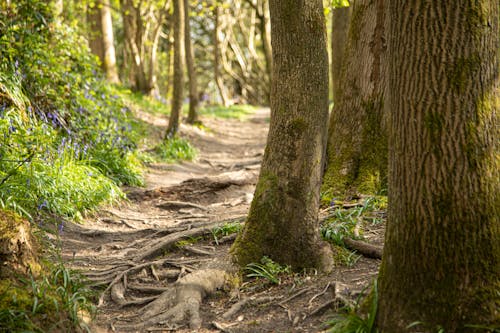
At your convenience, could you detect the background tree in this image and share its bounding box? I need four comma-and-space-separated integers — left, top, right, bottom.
87, 0, 120, 83
184, 0, 199, 124
330, 2, 351, 102
323, 0, 387, 196
165, 0, 184, 137
377, 1, 499, 331
231, 0, 333, 271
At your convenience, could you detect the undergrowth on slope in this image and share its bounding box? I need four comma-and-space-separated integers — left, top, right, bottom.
0, 0, 143, 219
200, 104, 258, 120
0, 262, 95, 333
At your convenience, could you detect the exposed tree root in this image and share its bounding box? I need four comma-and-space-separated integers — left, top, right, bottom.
114, 269, 228, 331
134, 220, 242, 261
222, 295, 276, 319
157, 200, 208, 211
343, 237, 383, 259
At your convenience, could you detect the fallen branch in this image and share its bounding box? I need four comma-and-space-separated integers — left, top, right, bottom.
343, 238, 383, 259
223, 296, 277, 319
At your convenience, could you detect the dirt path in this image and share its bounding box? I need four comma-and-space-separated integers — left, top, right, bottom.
61, 108, 382, 333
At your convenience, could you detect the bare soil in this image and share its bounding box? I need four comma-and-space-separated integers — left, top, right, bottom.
61, 108, 383, 333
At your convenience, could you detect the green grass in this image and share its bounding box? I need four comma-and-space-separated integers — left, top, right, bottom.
112, 85, 171, 116
153, 136, 197, 163
199, 104, 258, 120
245, 256, 291, 285
0, 263, 95, 333
211, 221, 242, 245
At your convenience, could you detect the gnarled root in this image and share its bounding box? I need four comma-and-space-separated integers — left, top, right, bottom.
114, 269, 227, 331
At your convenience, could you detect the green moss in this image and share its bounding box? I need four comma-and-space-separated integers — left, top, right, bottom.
230, 171, 280, 267
448, 54, 481, 93
288, 118, 307, 138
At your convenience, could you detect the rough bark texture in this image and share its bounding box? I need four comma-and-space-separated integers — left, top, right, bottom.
231, 0, 333, 272
377, 1, 499, 331
100, 0, 120, 84
166, 0, 185, 137
330, 5, 351, 103
184, 0, 199, 124
323, 0, 387, 196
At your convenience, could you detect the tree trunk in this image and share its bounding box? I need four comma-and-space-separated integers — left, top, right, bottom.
377, 1, 499, 331
184, 0, 199, 124
323, 0, 387, 196
231, 0, 333, 272
259, 0, 273, 88
166, 0, 185, 137
213, 6, 231, 107
100, 0, 120, 84
87, 2, 105, 63
330, 4, 351, 103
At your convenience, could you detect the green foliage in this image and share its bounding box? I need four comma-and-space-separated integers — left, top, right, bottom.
200, 105, 258, 120
333, 245, 362, 267
0, 264, 95, 333
154, 136, 197, 163
321, 196, 386, 247
0, 0, 145, 218
212, 221, 242, 245
326, 281, 378, 333
245, 256, 291, 285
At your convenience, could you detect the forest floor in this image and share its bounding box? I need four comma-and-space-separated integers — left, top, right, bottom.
60, 108, 384, 333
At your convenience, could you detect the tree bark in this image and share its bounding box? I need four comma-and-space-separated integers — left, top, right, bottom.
330, 4, 351, 103
184, 0, 199, 124
377, 1, 499, 331
100, 0, 120, 84
323, 0, 387, 196
87, 2, 105, 63
231, 0, 333, 272
213, 6, 231, 107
166, 0, 185, 137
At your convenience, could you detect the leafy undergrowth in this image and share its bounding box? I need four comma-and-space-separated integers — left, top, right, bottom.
0, 262, 95, 333
153, 136, 198, 163
321, 196, 386, 266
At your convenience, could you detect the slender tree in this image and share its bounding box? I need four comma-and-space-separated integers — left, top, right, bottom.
231, 0, 333, 271
184, 0, 199, 124
166, 0, 185, 137
377, 1, 499, 331
213, 5, 231, 106
100, 0, 120, 83
323, 0, 387, 196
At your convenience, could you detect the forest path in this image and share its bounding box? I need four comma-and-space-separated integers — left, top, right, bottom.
60, 108, 381, 333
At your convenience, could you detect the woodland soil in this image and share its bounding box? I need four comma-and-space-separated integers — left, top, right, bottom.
60, 108, 383, 333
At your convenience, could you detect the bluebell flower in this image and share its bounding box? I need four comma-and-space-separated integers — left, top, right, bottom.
38, 200, 48, 210
58, 222, 64, 234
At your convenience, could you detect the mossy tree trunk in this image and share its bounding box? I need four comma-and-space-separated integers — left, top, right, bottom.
377, 1, 499, 331
166, 0, 185, 137
184, 0, 199, 124
231, 0, 333, 272
323, 0, 387, 197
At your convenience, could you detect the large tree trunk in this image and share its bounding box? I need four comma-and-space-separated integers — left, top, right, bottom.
377, 1, 499, 331
213, 6, 231, 107
100, 0, 120, 84
323, 0, 387, 196
184, 0, 199, 124
166, 0, 185, 137
231, 0, 333, 272
330, 4, 351, 103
